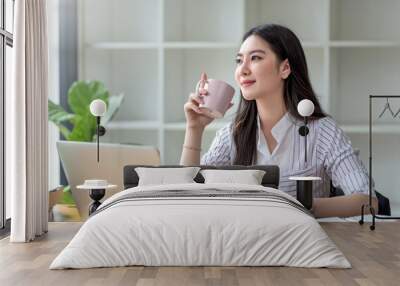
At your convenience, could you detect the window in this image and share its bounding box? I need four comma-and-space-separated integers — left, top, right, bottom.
1, 0, 14, 232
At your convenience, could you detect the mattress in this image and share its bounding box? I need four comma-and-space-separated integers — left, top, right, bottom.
50, 183, 351, 269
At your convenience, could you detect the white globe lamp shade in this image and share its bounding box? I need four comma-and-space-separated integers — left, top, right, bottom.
297, 99, 314, 117
90, 99, 107, 117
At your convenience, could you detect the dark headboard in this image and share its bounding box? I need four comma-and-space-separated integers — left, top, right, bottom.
123, 165, 280, 189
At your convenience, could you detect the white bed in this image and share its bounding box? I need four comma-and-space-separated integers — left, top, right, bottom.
50, 183, 351, 269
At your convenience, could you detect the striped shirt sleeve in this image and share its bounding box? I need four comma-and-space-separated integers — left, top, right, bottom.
200, 124, 233, 166
317, 117, 374, 196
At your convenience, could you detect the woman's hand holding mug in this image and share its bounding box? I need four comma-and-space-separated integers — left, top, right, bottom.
184, 72, 214, 130
184, 72, 234, 130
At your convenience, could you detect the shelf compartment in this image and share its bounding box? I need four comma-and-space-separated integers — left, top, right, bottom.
81, 0, 160, 43
304, 48, 325, 98
164, 131, 185, 165
341, 124, 400, 134
245, 0, 328, 42
163, 42, 239, 49
82, 49, 160, 122
348, 133, 400, 205
330, 0, 400, 42
164, 121, 230, 131
164, 48, 239, 123
87, 42, 160, 50
106, 120, 161, 130
164, 0, 243, 42
164, 129, 222, 164
330, 41, 400, 48
329, 48, 400, 125
102, 129, 159, 148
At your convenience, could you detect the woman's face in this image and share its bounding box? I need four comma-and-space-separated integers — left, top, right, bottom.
235, 35, 290, 101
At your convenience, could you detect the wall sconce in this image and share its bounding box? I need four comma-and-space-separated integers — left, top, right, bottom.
90, 99, 107, 162
297, 99, 315, 163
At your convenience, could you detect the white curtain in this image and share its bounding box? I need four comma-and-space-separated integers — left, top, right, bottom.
8, 0, 49, 242
47, 0, 60, 190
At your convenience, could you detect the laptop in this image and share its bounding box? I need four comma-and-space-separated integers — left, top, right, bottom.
57, 141, 160, 220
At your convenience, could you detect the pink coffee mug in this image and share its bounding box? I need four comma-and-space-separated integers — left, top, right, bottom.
196, 78, 235, 118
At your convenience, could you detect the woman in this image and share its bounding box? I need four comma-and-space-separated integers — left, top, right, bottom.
180, 24, 377, 218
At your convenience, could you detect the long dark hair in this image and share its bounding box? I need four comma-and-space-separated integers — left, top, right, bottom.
233, 24, 326, 165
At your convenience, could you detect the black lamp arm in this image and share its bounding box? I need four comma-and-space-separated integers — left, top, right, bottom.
96, 116, 106, 162
298, 117, 309, 163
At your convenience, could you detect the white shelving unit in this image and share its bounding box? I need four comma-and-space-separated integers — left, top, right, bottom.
78, 0, 400, 204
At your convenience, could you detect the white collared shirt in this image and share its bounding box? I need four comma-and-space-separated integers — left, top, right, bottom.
256, 112, 294, 171
201, 113, 372, 198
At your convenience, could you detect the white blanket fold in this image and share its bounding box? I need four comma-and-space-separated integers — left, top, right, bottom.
50, 183, 351, 269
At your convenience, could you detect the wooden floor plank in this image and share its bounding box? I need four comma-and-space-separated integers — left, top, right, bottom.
0, 222, 399, 286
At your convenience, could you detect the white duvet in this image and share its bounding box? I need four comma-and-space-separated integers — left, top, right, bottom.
50, 183, 351, 269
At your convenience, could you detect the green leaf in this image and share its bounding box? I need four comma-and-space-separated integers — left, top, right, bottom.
101, 93, 125, 125
68, 114, 97, 142
48, 99, 73, 139
68, 81, 109, 116
65, 80, 110, 142
48, 99, 75, 125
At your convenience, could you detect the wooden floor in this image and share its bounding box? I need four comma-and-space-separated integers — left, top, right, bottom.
0, 222, 399, 286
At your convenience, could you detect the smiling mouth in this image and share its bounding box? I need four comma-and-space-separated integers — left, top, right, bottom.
241, 81, 255, 87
